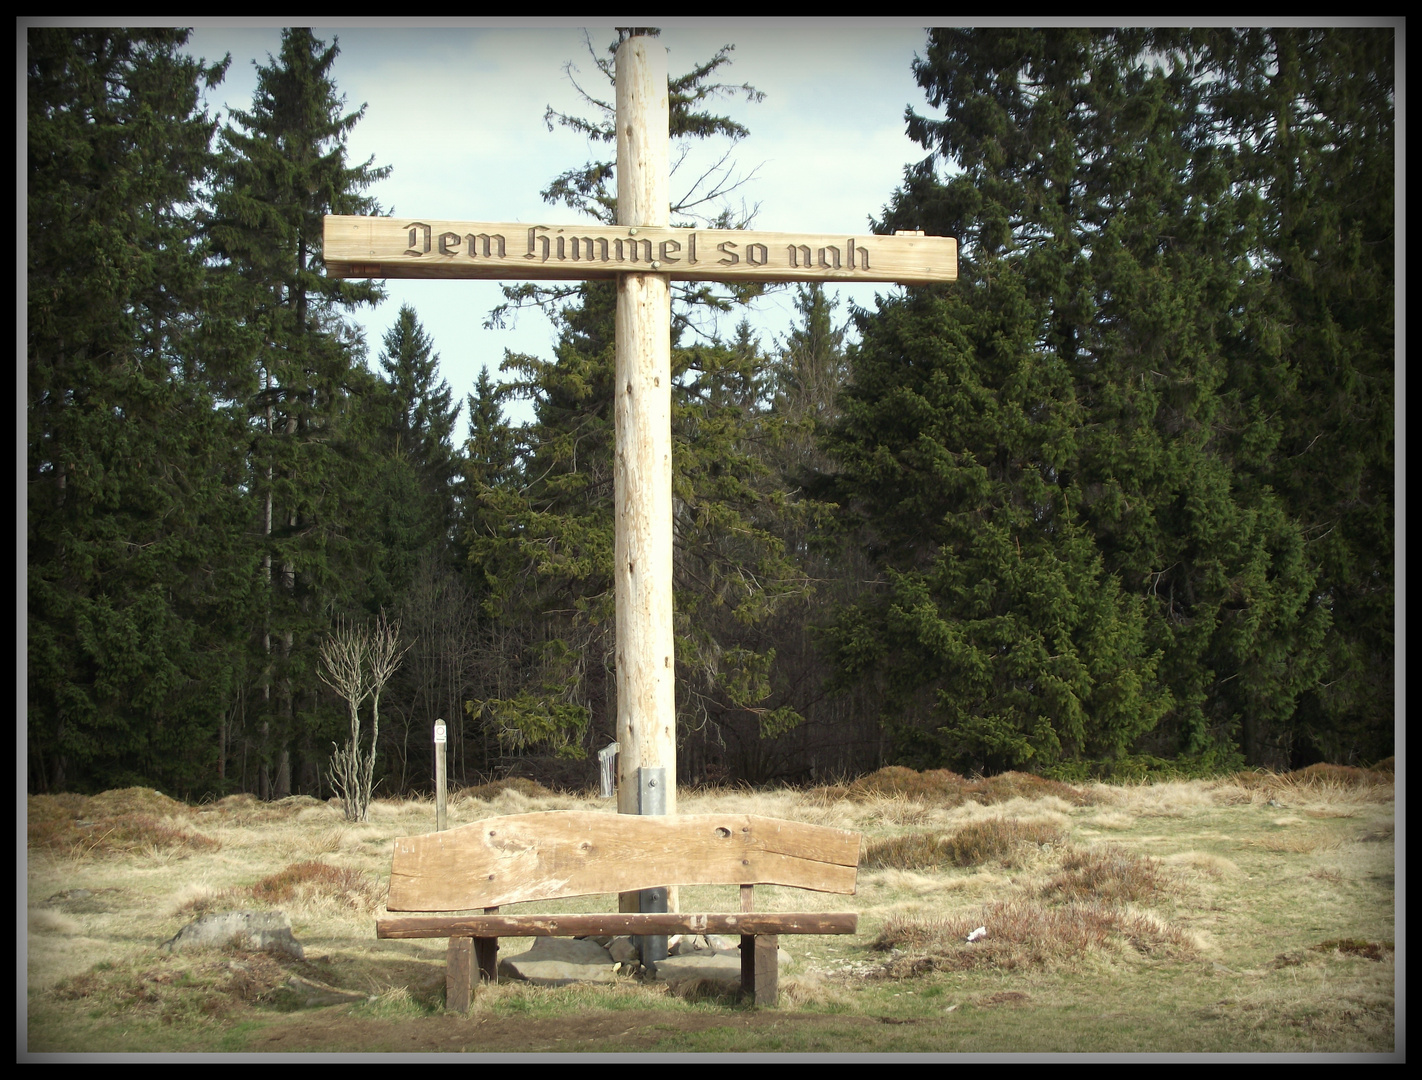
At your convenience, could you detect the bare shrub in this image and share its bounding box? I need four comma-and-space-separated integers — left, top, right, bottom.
322, 611, 410, 823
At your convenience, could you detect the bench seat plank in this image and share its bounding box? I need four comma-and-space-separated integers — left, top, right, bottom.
387, 812, 861, 912
377, 911, 857, 939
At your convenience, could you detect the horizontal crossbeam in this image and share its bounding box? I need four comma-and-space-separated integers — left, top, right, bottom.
324, 216, 957, 285
376, 911, 857, 939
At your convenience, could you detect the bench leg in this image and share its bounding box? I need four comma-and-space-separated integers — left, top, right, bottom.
740, 934, 779, 1006
447, 937, 473, 1013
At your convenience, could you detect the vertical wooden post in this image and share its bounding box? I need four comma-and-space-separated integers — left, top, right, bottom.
613, 31, 676, 912
434, 718, 448, 832
446, 936, 473, 1013
435, 717, 469, 1010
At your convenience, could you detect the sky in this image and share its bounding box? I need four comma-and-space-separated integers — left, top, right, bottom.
177, 20, 945, 432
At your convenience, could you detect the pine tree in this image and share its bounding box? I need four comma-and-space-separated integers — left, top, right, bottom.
207, 28, 391, 797
27, 29, 256, 794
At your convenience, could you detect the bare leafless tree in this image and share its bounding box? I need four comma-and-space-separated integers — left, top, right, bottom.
320, 613, 409, 822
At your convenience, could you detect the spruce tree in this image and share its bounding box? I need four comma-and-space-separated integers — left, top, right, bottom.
368, 304, 462, 601
27, 29, 256, 794
206, 28, 391, 797
1188, 30, 1395, 765
832, 28, 1355, 771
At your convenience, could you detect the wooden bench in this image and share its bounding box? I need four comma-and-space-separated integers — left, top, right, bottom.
376, 810, 862, 1010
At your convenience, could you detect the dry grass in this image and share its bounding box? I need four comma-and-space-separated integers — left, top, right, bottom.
1310, 939, 1395, 962
455, 777, 554, 802
864, 818, 1066, 871
872, 897, 1196, 974
26, 767, 1395, 1054
171, 860, 384, 920
825, 767, 1097, 809
1258, 833, 1344, 854
1036, 846, 1171, 905
28, 791, 220, 859
1162, 851, 1240, 879
43, 947, 298, 1023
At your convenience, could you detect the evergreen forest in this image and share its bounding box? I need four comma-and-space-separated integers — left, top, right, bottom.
26, 28, 1396, 799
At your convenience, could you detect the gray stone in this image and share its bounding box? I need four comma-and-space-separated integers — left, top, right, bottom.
650, 944, 791, 989
668, 933, 713, 956
498, 936, 617, 985
161, 910, 304, 960
606, 936, 641, 963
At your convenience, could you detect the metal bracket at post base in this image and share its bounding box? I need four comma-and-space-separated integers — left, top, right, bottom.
635, 766, 668, 964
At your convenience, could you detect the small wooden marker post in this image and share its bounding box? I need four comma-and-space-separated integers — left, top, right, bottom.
433, 719, 448, 832
325, 30, 956, 926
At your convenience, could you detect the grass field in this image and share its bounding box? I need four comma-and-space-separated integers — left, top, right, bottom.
25, 763, 1397, 1055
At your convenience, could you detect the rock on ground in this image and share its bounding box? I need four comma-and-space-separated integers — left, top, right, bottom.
498, 937, 619, 985
161, 911, 304, 960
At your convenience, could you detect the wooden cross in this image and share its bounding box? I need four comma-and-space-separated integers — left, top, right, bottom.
325, 32, 956, 827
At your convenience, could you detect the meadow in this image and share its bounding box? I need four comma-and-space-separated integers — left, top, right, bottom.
25, 763, 1396, 1055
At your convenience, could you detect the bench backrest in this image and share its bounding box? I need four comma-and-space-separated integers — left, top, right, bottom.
386, 811, 862, 912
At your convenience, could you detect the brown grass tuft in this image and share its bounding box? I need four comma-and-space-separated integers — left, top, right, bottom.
839, 767, 1095, 809
942, 818, 1066, 867
28, 797, 219, 859
1310, 939, 1395, 962
1232, 764, 1393, 795
1037, 845, 1170, 904
846, 766, 968, 803
1259, 834, 1343, 854
86, 787, 191, 817
968, 771, 1097, 807
248, 861, 382, 911
863, 832, 954, 871
865, 819, 1064, 871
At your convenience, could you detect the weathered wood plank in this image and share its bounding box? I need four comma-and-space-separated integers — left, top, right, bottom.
385, 812, 862, 911
754, 933, 779, 1006
446, 937, 472, 1012
322, 216, 958, 285
377, 912, 857, 939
